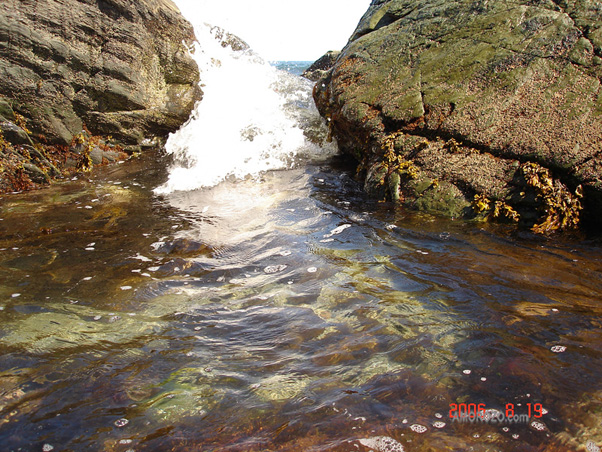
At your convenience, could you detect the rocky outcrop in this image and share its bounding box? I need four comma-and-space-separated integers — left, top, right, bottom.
0, 0, 201, 146
314, 0, 602, 232
0, 0, 202, 192
302, 50, 340, 81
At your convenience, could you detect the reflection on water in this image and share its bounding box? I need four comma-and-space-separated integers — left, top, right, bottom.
0, 151, 601, 451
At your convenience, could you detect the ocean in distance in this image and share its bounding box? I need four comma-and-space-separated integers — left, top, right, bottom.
271, 60, 313, 76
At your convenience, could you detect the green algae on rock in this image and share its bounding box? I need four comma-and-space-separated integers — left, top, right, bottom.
313, 0, 602, 233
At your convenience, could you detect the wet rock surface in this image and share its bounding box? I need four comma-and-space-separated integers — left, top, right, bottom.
302, 50, 341, 81
313, 0, 602, 233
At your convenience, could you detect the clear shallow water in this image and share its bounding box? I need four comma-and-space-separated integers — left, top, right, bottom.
0, 151, 602, 451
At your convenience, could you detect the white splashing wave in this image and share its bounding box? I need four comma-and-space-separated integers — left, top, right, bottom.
155, 22, 335, 194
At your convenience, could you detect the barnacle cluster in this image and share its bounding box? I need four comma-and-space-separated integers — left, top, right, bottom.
521, 162, 582, 233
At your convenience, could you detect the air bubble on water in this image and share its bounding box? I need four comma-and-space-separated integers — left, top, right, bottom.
416, 250, 429, 255
11, 293, 21, 298
435, 413, 443, 419
121, 286, 133, 291
307, 267, 318, 273
463, 369, 472, 375
70, 300, 79, 304
82, 277, 93, 281
385, 224, 397, 231
132, 269, 141, 273
0, 306, 4, 310
93, 315, 102, 321
42, 444, 54, 452
512, 434, 520, 439
358, 436, 405, 452
320, 239, 335, 243
85, 205, 93, 209
402, 419, 408, 424
551, 345, 567, 353
481, 377, 487, 381
503, 427, 509, 432
324, 224, 351, 238
147, 266, 160, 272
85, 247, 95, 251
114, 418, 129, 427
530, 421, 547, 431
474, 433, 480, 438
410, 424, 427, 433
587, 441, 601, 452
142, 273, 151, 277
119, 439, 133, 445
264, 265, 287, 274
552, 308, 559, 312
433, 421, 446, 429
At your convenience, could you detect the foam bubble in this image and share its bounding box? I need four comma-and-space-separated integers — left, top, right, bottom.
410, 424, 427, 433
530, 421, 547, 431
264, 265, 287, 274
114, 418, 129, 428
358, 436, 404, 452
551, 345, 567, 353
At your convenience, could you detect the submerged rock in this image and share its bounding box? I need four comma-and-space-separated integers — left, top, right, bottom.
313, 0, 602, 232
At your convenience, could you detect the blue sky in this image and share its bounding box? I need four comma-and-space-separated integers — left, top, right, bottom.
174, 0, 371, 61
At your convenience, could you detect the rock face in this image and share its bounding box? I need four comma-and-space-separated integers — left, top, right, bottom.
302, 50, 341, 81
0, 0, 201, 147
314, 0, 602, 232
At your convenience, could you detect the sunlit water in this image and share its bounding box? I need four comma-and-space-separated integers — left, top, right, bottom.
1, 22, 602, 452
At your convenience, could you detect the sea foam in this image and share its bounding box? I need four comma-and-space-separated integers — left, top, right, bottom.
155, 21, 332, 194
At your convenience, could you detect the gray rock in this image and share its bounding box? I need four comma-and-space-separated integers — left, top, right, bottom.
0, 0, 202, 146
22, 163, 49, 184
0, 121, 33, 146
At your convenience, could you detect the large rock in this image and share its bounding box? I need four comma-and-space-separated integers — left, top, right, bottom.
0, 0, 202, 146
302, 50, 341, 81
314, 0, 602, 232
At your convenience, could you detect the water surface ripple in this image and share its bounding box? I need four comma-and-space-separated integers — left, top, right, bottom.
0, 153, 601, 451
